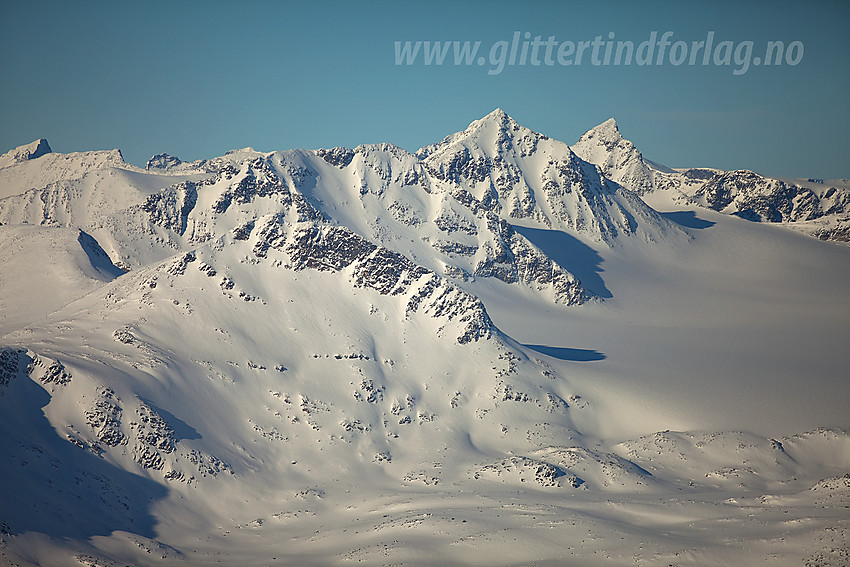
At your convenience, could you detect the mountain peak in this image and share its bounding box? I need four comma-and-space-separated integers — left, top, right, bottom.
571, 118, 657, 195
482, 107, 509, 121
584, 118, 622, 142
146, 153, 183, 170
415, 109, 527, 159
225, 146, 260, 155
425, 108, 530, 154
0, 138, 52, 168
471, 107, 518, 131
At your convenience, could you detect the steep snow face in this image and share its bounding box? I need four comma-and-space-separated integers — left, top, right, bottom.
0, 139, 52, 169
570, 118, 657, 196
283, 144, 590, 305
418, 109, 679, 244
0, 139, 591, 306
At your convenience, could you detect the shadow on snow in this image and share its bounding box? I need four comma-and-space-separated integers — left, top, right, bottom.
659, 210, 715, 230
512, 225, 612, 299
0, 353, 168, 541
523, 344, 606, 362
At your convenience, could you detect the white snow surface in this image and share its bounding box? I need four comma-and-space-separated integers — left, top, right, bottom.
1, 114, 849, 567
570, 117, 656, 196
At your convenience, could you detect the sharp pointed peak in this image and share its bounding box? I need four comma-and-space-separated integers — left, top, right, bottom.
458, 108, 539, 141
416, 108, 544, 159
593, 118, 621, 137
29, 138, 52, 155
574, 118, 626, 147
474, 107, 518, 128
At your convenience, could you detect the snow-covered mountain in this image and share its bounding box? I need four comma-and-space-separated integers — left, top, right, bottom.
569, 117, 657, 196
572, 118, 850, 243
0, 136, 590, 305
691, 170, 850, 242
1, 113, 849, 567
0, 138, 52, 169
146, 152, 213, 173
418, 109, 680, 244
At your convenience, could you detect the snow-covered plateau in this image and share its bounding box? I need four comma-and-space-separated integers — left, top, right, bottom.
1, 111, 848, 567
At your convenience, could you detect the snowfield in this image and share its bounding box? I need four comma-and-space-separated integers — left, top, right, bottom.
1, 111, 848, 567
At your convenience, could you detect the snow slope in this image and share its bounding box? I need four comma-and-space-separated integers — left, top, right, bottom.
0, 226, 125, 335
1, 114, 848, 566
486, 210, 850, 440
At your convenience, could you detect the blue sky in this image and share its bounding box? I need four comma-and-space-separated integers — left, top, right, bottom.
1, 0, 848, 178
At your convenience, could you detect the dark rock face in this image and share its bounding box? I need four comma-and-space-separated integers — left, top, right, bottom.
146, 153, 182, 170
30, 139, 53, 160
695, 170, 841, 223
0, 348, 27, 389
142, 181, 198, 235
429, 147, 493, 186
85, 388, 126, 447
812, 223, 850, 242
286, 224, 379, 273
316, 147, 355, 168
39, 360, 73, 386
264, 221, 494, 345
682, 168, 718, 182
232, 220, 255, 240
212, 159, 293, 215
232, 159, 290, 205
129, 401, 177, 471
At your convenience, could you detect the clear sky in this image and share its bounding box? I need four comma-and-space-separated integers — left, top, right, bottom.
1, 0, 848, 178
